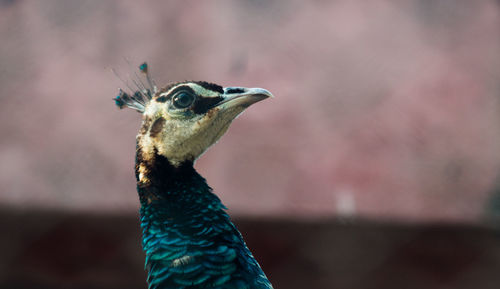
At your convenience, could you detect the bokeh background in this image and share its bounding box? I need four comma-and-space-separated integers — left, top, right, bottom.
1, 0, 500, 288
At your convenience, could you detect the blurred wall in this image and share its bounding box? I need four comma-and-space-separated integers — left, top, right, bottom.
2, 209, 499, 289
1, 0, 500, 222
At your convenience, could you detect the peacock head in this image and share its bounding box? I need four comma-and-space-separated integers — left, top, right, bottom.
115, 63, 272, 167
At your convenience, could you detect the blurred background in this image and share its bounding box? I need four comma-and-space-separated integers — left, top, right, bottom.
1, 0, 500, 288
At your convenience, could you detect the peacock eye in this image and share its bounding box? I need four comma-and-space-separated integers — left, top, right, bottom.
172, 91, 195, 109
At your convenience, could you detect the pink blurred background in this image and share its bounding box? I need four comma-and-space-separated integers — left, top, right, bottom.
1, 0, 500, 223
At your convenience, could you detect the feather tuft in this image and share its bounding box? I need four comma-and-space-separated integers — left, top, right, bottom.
113, 61, 158, 113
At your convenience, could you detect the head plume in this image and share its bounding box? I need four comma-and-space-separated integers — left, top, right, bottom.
113, 62, 157, 113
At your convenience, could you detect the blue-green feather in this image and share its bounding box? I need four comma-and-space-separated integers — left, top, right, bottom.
137, 155, 272, 289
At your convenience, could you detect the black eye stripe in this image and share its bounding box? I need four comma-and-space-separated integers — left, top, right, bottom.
192, 96, 224, 114
154, 84, 224, 114
225, 88, 245, 94
155, 86, 196, 103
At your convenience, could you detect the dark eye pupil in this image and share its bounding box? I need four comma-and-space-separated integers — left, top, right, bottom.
173, 92, 195, 108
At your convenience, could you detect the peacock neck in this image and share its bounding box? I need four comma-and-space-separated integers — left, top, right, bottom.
134, 149, 272, 289
135, 147, 227, 220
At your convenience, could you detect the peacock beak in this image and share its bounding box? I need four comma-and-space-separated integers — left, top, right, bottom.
215, 87, 273, 110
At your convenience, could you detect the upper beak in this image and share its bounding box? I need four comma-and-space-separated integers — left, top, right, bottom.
216, 87, 273, 109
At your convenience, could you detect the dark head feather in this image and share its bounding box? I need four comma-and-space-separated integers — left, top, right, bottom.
194, 81, 224, 94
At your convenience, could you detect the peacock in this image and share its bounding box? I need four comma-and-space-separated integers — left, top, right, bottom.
114, 63, 274, 289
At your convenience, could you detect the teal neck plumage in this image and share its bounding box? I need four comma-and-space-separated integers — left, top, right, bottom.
136, 152, 273, 289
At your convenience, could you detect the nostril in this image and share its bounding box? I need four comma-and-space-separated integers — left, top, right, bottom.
225, 87, 245, 94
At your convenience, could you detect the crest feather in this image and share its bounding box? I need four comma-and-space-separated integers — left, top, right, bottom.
113, 62, 157, 113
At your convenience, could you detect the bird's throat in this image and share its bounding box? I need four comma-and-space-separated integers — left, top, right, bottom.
137, 149, 193, 203
135, 147, 224, 209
